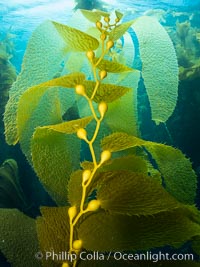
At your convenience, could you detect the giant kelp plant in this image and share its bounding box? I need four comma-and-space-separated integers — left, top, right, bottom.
1, 9, 200, 267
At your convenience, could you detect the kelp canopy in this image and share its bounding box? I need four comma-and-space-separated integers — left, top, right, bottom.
0, 37, 16, 132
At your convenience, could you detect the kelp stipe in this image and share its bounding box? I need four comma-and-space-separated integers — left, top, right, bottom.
58, 12, 132, 266
1, 9, 200, 267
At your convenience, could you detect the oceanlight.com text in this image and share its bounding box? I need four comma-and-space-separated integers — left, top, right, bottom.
35, 250, 194, 262
111, 251, 194, 262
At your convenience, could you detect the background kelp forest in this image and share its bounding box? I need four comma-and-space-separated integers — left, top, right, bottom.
1, 1, 200, 267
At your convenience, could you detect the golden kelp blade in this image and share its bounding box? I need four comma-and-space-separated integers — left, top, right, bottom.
36, 207, 70, 267
83, 80, 131, 103
78, 208, 200, 251
31, 127, 80, 205
80, 9, 110, 23
109, 20, 135, 41
41, 116, 93, 134
52, 21, 99, 52
93, 57, 134, 72
67, 170, 83, 206
101, 132, 197, 204
96, 170, 181, 216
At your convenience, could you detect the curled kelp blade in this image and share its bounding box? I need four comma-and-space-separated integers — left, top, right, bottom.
131, 16, 179, 124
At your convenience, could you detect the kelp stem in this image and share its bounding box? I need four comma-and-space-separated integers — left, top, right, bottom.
65, 13, 119, 267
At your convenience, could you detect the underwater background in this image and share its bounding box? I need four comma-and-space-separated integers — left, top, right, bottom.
0, 0, 200, 266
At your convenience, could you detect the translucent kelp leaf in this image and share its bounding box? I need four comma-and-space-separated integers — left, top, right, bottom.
132, 16, 178, 124
94, 9, 110, 17
17, 72, 84, 162
41, 116, 93, 134
96, 170, 180, 216
0, 209, 40, 267
18, 88, 73, 162
68, 170, 83, 206
17, 73, 85, 141
101, 132, 144, 152
80, 9, 110, 23
43, 72, 85, 87
93, 58, 134, 72
115, 10, 123, 20
104, 71, 140, 136
121, 31, 135, 69
100, 154, 147, 173
78, 208, 200, 252
109, 20, 135, 41
84, 80, 130, 103
80, 9, 101, 22
101, 132, 197, 204
31, 127, 80, 205
36, 206, 69, 267
4, 21, 67, 145
65, 52, 88, 74
52, 21, 99, 52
